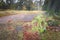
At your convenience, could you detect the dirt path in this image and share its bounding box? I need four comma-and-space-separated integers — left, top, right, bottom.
0, 13, 40, 23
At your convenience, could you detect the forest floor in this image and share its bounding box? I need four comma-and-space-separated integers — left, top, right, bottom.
0, 10, 60, 40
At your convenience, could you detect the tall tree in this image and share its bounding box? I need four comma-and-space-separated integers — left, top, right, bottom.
43, 0, 60, 19
43, 0, 60, 12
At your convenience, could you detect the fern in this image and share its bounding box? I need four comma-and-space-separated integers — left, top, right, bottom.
31, 14, 48, 33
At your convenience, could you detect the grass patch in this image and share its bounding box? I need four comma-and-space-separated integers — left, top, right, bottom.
0, 10, 46, 17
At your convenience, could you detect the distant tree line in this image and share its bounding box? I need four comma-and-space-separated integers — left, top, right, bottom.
0, 0, 34, 10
